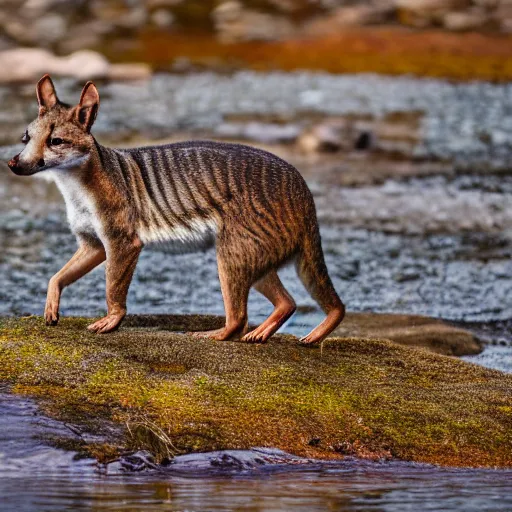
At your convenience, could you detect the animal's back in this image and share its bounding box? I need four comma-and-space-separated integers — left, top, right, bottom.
116, 140, 315, 254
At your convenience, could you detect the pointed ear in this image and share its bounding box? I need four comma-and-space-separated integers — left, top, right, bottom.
36, 74, 59, 115
76, 81, 100, 133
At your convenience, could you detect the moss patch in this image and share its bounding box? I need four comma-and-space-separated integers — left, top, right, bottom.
1, 315, 511, 468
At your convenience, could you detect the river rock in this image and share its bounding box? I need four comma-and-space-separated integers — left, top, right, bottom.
212, 1, 295, 42
332, 312, 482, 356
298, 122, 347, 153
443, 9, 488, 31
305, 4, 393, 35
0, 48, 151, 83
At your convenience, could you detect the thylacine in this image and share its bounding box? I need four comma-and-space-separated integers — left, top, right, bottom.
8, 74, 345, 343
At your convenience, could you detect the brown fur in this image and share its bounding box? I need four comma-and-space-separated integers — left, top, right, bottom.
8, 75, 345, 343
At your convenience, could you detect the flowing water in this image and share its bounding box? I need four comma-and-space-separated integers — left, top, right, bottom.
1, 72, 511, 510
1, 388, 511, 512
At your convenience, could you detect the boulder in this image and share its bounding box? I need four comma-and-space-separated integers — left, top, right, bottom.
297, 121, 348, 153
212, 1, 295, 42
1, 315, 510, 468
0, 48, 151, 83
332, 312, 482, 356
305, 5, 393, 35
443, 10, 488, 31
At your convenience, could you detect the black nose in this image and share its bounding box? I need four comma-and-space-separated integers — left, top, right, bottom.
38, 158, 45, 167
8, 155, 22, 172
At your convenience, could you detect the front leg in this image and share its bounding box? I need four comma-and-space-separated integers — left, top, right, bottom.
45, 243, 106, 326
87, 238, 143, 334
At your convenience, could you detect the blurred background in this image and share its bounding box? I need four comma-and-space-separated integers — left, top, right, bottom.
0, 0, 511, 370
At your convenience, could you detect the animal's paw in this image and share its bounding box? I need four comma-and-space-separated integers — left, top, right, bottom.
241, 329, 270, 344
298, 335, 321, 347
44, 304, 59, 326
87, 314, 124, 334
187, 328, 232, 341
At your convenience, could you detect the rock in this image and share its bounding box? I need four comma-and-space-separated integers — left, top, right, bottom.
354, 131, 375, 150
150, 8, 175, 28
57, 20, 113, 54
108, 63, 152, 81
395, 0, 464, 27
297, 122, 347, 153
55, 50, 110, 80
443, 10, 488, 31
212, 1, 295, 42
494, 4, 512, 33
0, 48, 150, 83
3, 13, 67, 46
1, 315, 511, 468
305, 5, 393, 35
332, 312, 482, 356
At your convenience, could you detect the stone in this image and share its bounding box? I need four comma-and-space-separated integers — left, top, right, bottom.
332, 312, 482, 356
0, 48, 110, 83
3, 13, 67, 46
395, 0, 465, 28
151, 8, 175, 28
108, 63, 152, 81
297, 122, 347, 153
57, 20, 112, 54
212, 1, 295, 42
443, 10, 488, 30
306, 5, 392, 35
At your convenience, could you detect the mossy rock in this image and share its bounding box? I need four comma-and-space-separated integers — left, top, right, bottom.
333, 313, 482, 356
0, 315, 511, 468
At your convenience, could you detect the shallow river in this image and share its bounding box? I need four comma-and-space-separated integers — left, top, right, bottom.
1, 389, 511, 512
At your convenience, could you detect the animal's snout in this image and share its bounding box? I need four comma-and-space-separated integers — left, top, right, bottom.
7, 154, 25, 175
7, 154, 19, 170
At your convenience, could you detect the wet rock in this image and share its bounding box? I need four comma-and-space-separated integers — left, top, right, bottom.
332, 313, 482, 356
443, 9, 488, 31
108, 63, 152, 81
212, 1, 295, 42
354, 131, 375, 150
0, 48, 109, 83
305, 4, 393, 35
395, 0, 463, 28
150, 8, 175, 28
0, 48, 150, 83
298, 122, 346, 153
57, 20, 113, 55
3, 13, 67, 47
2, 316, 511, 467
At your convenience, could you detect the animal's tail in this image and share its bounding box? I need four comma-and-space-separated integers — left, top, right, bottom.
296, 221, 345, 344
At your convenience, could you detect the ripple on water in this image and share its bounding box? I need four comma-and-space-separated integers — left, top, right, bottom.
1, 389, 511, 512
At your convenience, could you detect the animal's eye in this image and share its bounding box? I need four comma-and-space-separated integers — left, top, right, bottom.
21, 131, 29, 144
50, 137, 64, 146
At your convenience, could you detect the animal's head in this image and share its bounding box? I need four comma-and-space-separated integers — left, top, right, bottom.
8, 74, 100, 176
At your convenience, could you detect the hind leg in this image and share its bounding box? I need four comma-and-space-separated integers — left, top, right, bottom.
190, 246, 251, 341
295, 245, 345, 345
242, 270, 296, 343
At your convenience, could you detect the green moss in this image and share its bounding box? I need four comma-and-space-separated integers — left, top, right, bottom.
1, 315, 511, 467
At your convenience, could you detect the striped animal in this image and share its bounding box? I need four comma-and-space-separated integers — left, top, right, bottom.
8, 74, 345, 343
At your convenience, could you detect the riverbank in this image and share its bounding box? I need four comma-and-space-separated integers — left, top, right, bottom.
1, 315, 511, 468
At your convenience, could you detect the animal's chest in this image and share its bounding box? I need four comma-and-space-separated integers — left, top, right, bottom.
54, 176, 100, 238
